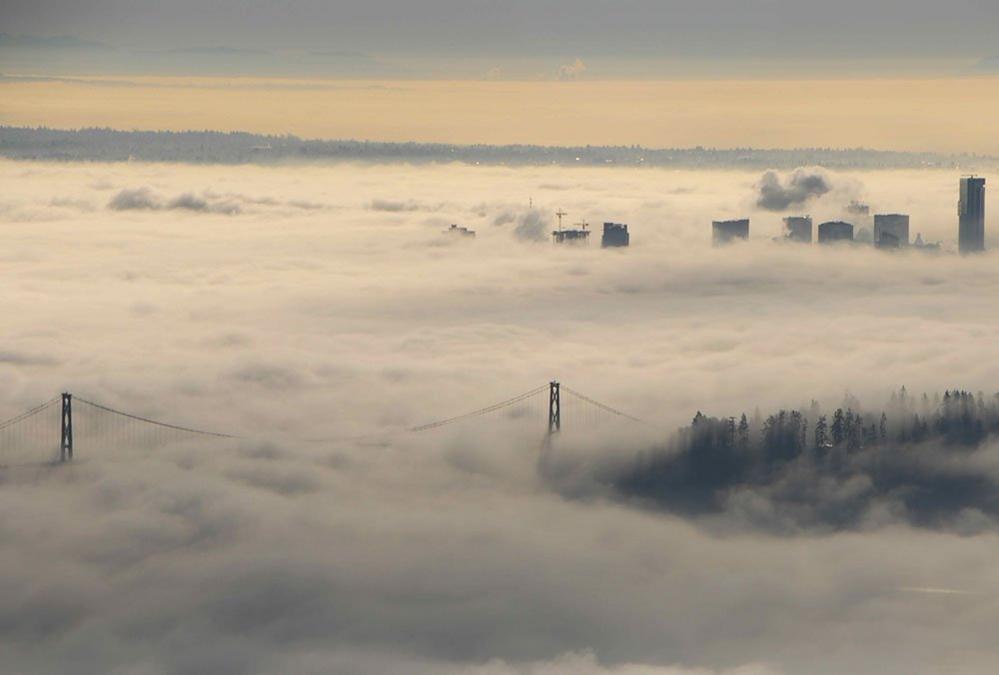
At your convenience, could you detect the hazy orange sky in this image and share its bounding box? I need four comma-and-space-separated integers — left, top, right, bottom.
3, 76, 998, 153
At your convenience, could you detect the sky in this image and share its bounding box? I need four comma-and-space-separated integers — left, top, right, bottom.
2, 159, 999, 673
4, 77, 999, 153
2, 1, 998, 151
1, 0, 998, 77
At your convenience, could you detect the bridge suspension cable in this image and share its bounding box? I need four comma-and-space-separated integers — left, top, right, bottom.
0, 396, 63, 466
409, 384, 549, 432
560, 385, 655, 427
1, 381, 660, 464
0, 396, 60, 431
73, 397, 240, 439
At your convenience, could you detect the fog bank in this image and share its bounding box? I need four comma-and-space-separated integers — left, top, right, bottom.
2, 160, 999, 674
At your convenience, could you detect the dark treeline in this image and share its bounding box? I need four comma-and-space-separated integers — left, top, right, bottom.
610, 389, 999, 531
1, 126, 993, 169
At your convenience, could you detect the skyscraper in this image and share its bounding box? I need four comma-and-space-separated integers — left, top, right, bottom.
959, 176, 986, 254
874, 214, 909, 249
818, 221, 854, 244
712, 219, 749, 245
601, 222, 630, 248
783, 216, 812, 243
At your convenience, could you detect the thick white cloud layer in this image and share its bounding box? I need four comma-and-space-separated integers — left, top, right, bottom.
1, 160, 998, 674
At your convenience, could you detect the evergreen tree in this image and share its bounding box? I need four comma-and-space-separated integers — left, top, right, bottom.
846, 411, 862, 451
831, 409, 844, 446
814, 415, 828, 451
864, 423, 877, 447
737, 414, 749, 450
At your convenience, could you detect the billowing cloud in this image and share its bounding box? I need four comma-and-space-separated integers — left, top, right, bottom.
168, 191, 241, 214
492, 207, 551, 241
755, 168, 833, 211
107, 185, 160, 210
108, 186, 242, 213
368, 198, 439, 212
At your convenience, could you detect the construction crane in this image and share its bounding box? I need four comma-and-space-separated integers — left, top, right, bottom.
555, 209, 568, 232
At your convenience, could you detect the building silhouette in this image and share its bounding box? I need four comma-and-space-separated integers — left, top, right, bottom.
601, 222, 630, 248
874, 214, 909, 249
783, 216, 812, 243
553, 221, 591, 245
818, 221, 854, 244
876, 231, 901, 248
712, 219, 749, 245
958, 176, 986, 254
445, 224, 476, 238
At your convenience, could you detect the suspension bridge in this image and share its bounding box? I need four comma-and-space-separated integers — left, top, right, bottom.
0, 382, 655, 467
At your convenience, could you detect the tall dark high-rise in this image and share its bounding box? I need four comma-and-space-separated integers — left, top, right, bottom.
958, 176, 986, 254
601, 222, 630, 248
712, 219, 749, 245
874, 214, 909, 249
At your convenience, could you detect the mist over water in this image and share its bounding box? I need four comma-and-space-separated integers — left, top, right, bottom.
2, 159, 999, 674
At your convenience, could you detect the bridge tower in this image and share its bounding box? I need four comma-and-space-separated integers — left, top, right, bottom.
60, 392, 73, 462
548, 381, 560, 434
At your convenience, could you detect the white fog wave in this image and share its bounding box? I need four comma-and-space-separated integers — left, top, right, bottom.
1, 160, 998, 675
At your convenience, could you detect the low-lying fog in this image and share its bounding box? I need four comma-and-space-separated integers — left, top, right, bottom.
1, 160, 997, 674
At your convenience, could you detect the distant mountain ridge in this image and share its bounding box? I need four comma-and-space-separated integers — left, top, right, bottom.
0, 126, 994, 170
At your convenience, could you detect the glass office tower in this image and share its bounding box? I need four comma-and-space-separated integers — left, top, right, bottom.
959, 176, 986, 254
